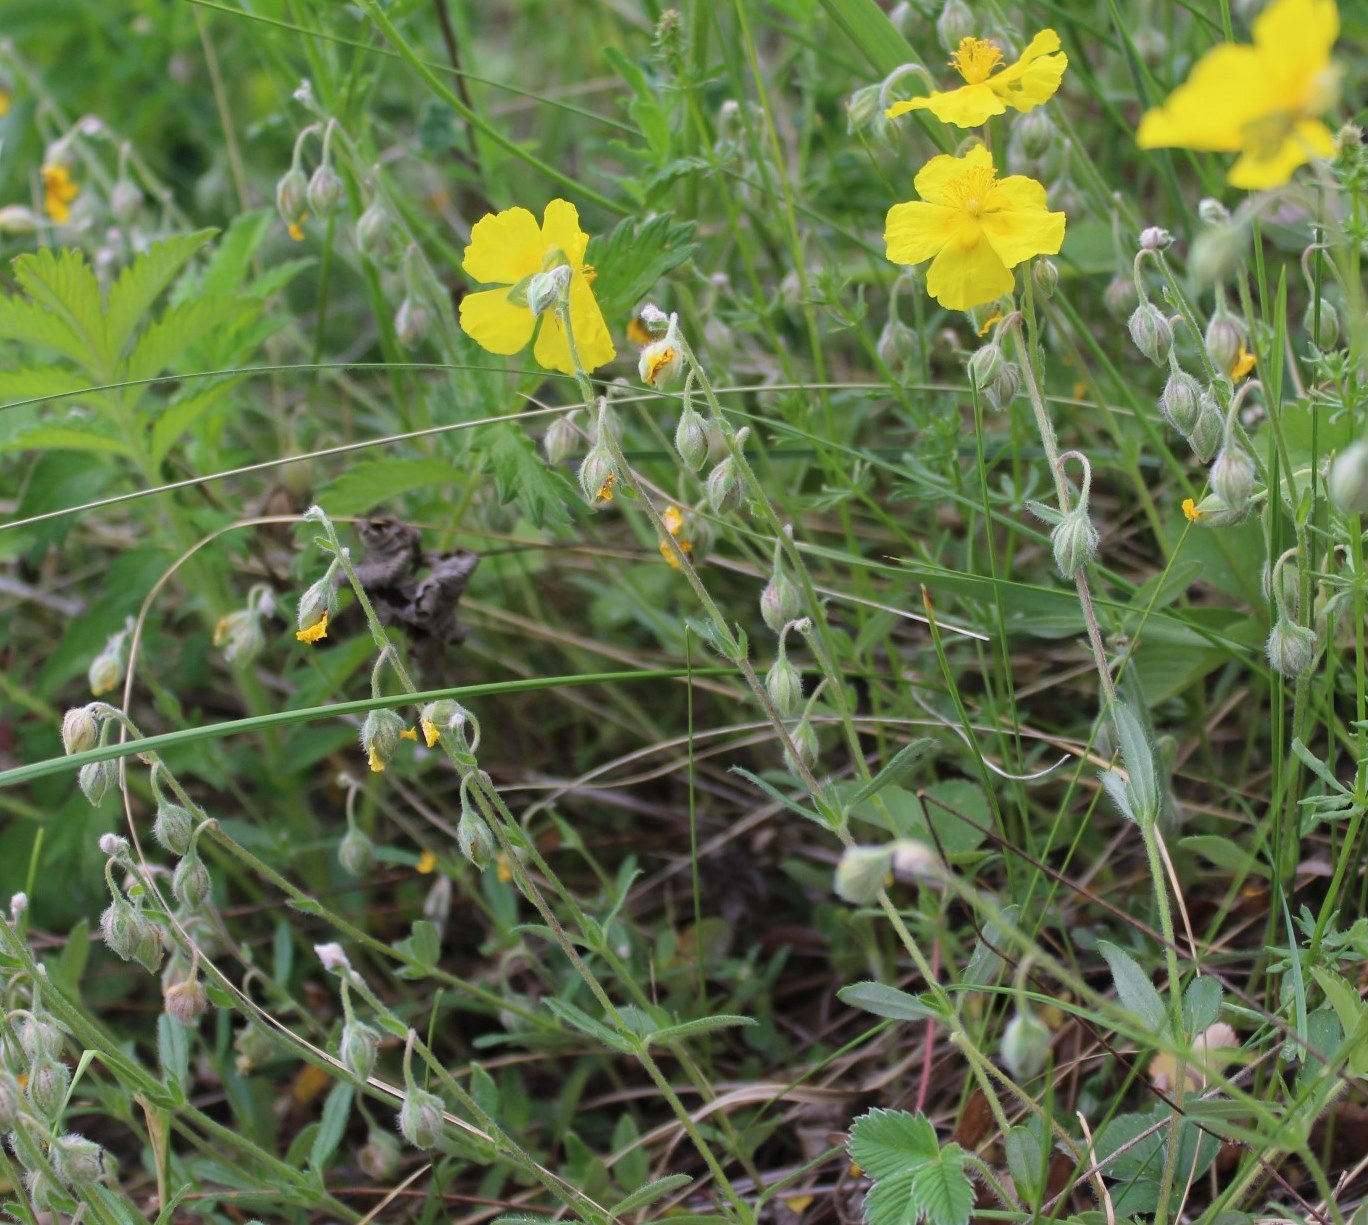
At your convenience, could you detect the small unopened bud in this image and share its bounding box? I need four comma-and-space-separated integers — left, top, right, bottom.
99, 833, 128, 859
1189, 391, 1224, 462
1329, 440, 1368, 514
78, 760, 114, 807
967, 340, 1004, 391
1128, 303, 1173, 365
0, 1070, 21, 1130
1159, 370, 1202, 434
100, 899, 138, 960
1051, 506, 1100, 578
1263, 558, 1301, 615
394, 297, 430, 349
314, 942, 351, 973
1204, 314, 1244, 373
214, 608, 264, 664
765, 655, 802, 719
876, 318, 920, 372
1303, 299, 1340, 350
132, 918, 166, 973
935, 0, 975, 53
307, 164, 344, 216
1033, 258, 1059, 298
783, 720, 818, 775
50, 1133, 104, 1187
172, 854, 211, 910
760, 572, 801, 634
982, 361, 1020, 412
358, 1127, 402, 1179
1189, 222, 1249, 288
1014, 109, 1056, 161
1138, 226, 1171, 252
275, 166, 308, 225
846, 83, 882, 133
164, 974, 207, 1025
355, 200, 394, 261
18, 1016, 64, 1061
153, 801, 194, 856
526, 266, 572, 318
360, 708, 406, 773
1198, 198, 1231, 225
889, 839, 937, 883
1000, 1010, 1052, 1080
341, 1020, 380, 1081
1267, 615, 1317, 679
577, 444, 617, 508
0, 205, 41, 234
833, 844, 891, 905
543, 414, 578, 465
26, 1055, 70, 1121
338, 828, 374, 876
88, 648, 123, 698
61, 706, 99, 755
9, 893, 26, 919
397, 1086, 446, 1149
456, 808, 494, 871
706, 456, 742, 514
1103, 274, 1138, 321
674, 406, 709, 470
110, 180, 142, 227
1210, 443, 1256, 512
639, 338, 683, 388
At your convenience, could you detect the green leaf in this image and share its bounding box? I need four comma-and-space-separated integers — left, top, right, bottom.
1098, 941, 1168, 1032
1183, 975, 1223, 1037
149, 376, 245, 468
105, 230, 217, 364
309, 1080, 353, 1171
838, 981, 944, 1023
963, 906, 1020, 988
648, 1014, 756, 1046
50, 919, 90, 998
1178, 834, 1269, 878
1004, 1124, 1045, 1201
587, 213, 697, 325
191, 210, 273, 301
544, 998, 637, 1054
908, 1141, 972, 1225
157, 1012, 190, 1095
609, 1174, 694, 1214
2, 425, 134, 457
11, 247, 107, 373
847, 740, 936, 806
849, 1108, 938, 1180
127, 296, 260, 383
1311, 967, 1368, 1052
849, 1110, 972, 1225
815, 0, 918, 76
1110, 701, 1157, 823
484, 425, 572, 528
317, 458, 463, 518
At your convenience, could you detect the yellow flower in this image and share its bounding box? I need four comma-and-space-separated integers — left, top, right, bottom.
399, 726, 418, 742
1182, 497, 1203, 522
658, 505, 694, 570
1230, 343, 1256, 381
41, 164, 79, 224
295, 611, 329, 644
886, 31, 1068, 128
416, 849, 437, 874
459, 198, 615, 375
884, 145, 1066, 311
420, 718, 440, 748
367, 745, 385, 773
1136, 0, 1339, 189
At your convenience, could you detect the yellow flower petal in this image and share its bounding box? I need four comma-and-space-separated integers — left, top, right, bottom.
988, 29, 1067, 113
977, 309, 1005, 337
295, 611, 329, 644
662, 505, 685, 536
885, 201, 956, 266
532, 269, 615, 373
462, 205, 543, 285
914, 144, 993, 206
925, 233, 1014, 312
1227, 118, 1336, 189
288, 220, 306, 242
399, 726, 418, 741
1230, 343, 1257, 381
1252, 0, 1339, 66
1136, 45, 1264, 152
367, 745, 385, 773
421, 718, 440, 748
890, 84, 1006, 127
979, 200, 1066, 269
538, 198, 590, 269
1182, 497, 1202, 522
459, 287, 537, 356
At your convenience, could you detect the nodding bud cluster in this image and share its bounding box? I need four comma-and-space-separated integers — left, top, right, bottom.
338, 827, 375, 876
101, 894, 165, 972
341, 1020, 380, 1082
1128, 302, 1173, 365
360, 708, 407, 774
1000, 1009, 1052, 1080
1159, 370, 1202, 435
543, 412, 579, 465
398, 1085, 446, 1149
395, 297, 430, 349
1328, 439, 1368, 515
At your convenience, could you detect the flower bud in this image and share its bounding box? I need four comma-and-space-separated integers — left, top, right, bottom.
341, 1020, 380, 1082
833, 844, 891, 905
639, 339, 683, 389
1329, 440, 1368, 514
760, 572, 801, 634
1262, 558, 1301, 615
1267, 616, 1317, 679
164, 974, 207, 1025
1033, 258, 1059, 299
1210, 443, 1256, 512
666, 408, 707, 474
315, 942, 351, 973
50, 1133, 104, 1187
296, 577, 333, 642
1189, 222, 1248, 289
967, 340, 1004, 391
338, 828, 374, 876
1159, 370, 1201, 434
0, 205, 41, 234
935, 0, 975, 53
213, 608, 264, 664
1198, 198, 1231, 226
78, 760, 114, 807
307, 164, 344, 216
1304, 299, 1340, 350
1188, 391, 1224, 462
358, 1128, 402, 1179
876, 318, 920, 373
1204, 314, 1244, 373
1128, 303, 1173, 365
172, 854, 211, 910
457, 808, 494, 871
1103, 274, 1138, 321
1013, 109, 1056, 161
153, 800, 194, 856
88, 648, 123, 698
765, 655, 802, 719
889, 839, 938, 883
1138, 226, 1171, 252
26, 1055, 69, 1121
132, 918, 166, 972
1000, 1010, 1052, 1080
543, 414, 578, 465
355, 200, 394, 261
526, 266, 572, 318
100, 832, 128, 859
1051, 506, 1099, 578
0, 1070, 21, 1130
360, 708, 406, 773
100, 899, 138, 960
394, 297, 430, 349
397, 1086, 446, 1149
577, 444, 617, 508
61, 706, 99, 755
982, 361, 1020, 413
846, 83, 882, 133
783, 720, 818, 775
275, 166, 308, 225
9, 893, 26, 920
18, 1016, 63, 1062
706, 456, 743, 514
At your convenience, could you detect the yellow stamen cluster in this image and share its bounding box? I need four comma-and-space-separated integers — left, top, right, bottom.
950, 37, 1005, 85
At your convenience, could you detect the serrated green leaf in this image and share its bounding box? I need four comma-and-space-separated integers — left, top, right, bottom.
1311, 967, 1368, 1049
1099, 940, 1168, 1032
849, 1108, 938, 1181
908, 1141, 972, 1225
149, 376, 244, 467
309, 1080, 353, 1171
127, 296, 261, 384
0, 365, 99, 411
105, 230, 217, 364
609, 1173, 694, 1214
190, 210, 273, 301
647, 1014, 756, 1046
11, 247, 106, 373
317, 458, 462, 518
2, 425, 133, 457
587, 213, 696, 324
485, 425, 572, 528
838, 981, 943, 1023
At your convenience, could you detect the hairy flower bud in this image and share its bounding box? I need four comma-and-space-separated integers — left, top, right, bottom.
214, 608, 264, 664
360, 708, 406, 773
296, 576, 333, 641
132, 917, 166, 973
338, 827, 374, 876
639, 338, 683, 389
110, 179, 143, 227
1051, 506, 1100, 578
889, 839, 938, 884
1159, 370, 1202, 434
1204, 314, 1244, 373
26, 1055, 70, 1121
765, 655, 802, 719
1189, 391, 1224, 462
1329, 440, 1368, 514
61, 706, 99, 755
674, 406, 709, 471
1138, 226, 1171, 252
706, 456, 743, 514
983, 361, 1020, 412
1033, 257, 1059, 299
1001, 1009, 1052, 1080
51, 1133, 104, 1187
760, 572, 801, 634
307, 164, 344, 217
394, 297, 430, 349
577, 444, 617, 508
876, 318, 920, 373
526, 266, 572, 318
341, 1020, 380, 1082
935, 0, 975, 53
397, 1086, 446, 1149
1303, 299, 1339, 350
100, 899, 138, 960
153, 800, 194, 856
355, 200, 394, 261
833, 844, 892, 905
1210, 443, 1256, 512
275, 166, 308, 225
78, 760, 114, 807
18, 1016, 64, 1062
456, 808, 494, 871
1014, 109, 1056, 161
967, 340, 1004, 391
164, 974, 207, 1026
1267, 616, 1317, 679
88, 648, 123, 698
542, 414, 578, 466
1128, 303, 1173, 365
783, 720, 818, 775
172, 854, 211, 911
0, 1070, 21, 1130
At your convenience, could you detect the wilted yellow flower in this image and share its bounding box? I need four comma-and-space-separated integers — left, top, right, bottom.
416, 849, 437, 874
41, 164, 79, 224
295, 611, 329, 644
1230, 343, 1257, 381
1136, 0, 1339, 189
1182, 497, 1202, 522
288, 218, 307, 242
367, 746, 385, 773
886, 30, 1068, 128
594, 473, 616, 504
658, 505, 694, 570
420, 718, 440, 748
885, 145, 1066, 311
459, 198, 615, 374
